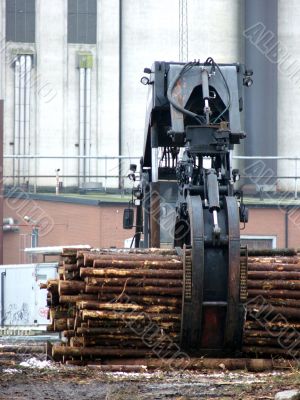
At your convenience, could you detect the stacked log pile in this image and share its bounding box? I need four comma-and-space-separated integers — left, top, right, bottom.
44, 247, 300, 362
46, 248, 183, 363
243, 250, 300, 357
0, 343, 47, 367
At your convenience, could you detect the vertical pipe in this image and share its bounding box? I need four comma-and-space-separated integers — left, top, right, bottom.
150, 182, 160, 248
294, 159, 298, 199
79, 67, 85, 187
19, 56, 26, 185
118, 0, 123, 188
25, 56, 32, 184
151, 124, 158, 182
143, 184, 150, 248
0, 100, 3, 265
85, 68, 91, 183
14, 60, 20, 186
1, 272, 5, 327
285, 208, 289, 248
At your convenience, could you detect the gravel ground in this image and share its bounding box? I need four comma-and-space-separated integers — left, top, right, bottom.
0, 359, 299, 400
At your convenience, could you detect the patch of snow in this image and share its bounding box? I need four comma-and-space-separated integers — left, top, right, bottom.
3, 368, 21, 374
19, 357, 57, 370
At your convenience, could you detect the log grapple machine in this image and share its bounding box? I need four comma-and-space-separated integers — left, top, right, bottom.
125, 58, 253, 355
47, 59, 300, 364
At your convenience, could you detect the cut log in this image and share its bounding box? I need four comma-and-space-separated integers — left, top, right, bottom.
58, 281, 86, 295
52, 345, 152, 358
247, 289, 300, 299
80, 268, 182, 279
247, 280, 300, 290
248, 271, 300, 280
85, 285, 182, 296
84, 277, 182, 287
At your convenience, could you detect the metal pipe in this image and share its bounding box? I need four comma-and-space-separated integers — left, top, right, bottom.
1, 271, 5, 327
150, 182, 160, 247
79, 67, 85, 187
0, 101, 3, 265
14, 59, 20, 186
151, 148, 158, 182
4, 155, 141, 159
285, 208, 289, 248
24, 55, 32, 182
4, 174, 129, 178
295, 158, 298, 199
233, 156, 300, 160
19, 55, 26, 184
151, 124, 158, 182
118, 0, 123, 189
85, 68, 92, 183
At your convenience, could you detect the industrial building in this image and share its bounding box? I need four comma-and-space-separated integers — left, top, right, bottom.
0, 0, 300, 262
0, 0, 295, 190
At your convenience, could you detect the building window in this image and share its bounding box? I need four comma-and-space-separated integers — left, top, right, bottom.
68, 0, 97, 44
6, 0, 35, 43
241, 235, 276, 250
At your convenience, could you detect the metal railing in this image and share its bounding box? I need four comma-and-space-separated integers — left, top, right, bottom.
3, 155, 141, 192
3, 155, 300, 198
233, 156, 300, 199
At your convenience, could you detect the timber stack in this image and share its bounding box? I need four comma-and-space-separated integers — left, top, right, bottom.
44, 247, 300, 363
45, 247, 183, 363
243, 249, 300, 358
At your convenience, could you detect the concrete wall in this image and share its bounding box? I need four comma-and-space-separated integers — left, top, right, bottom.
1, 0, 245, 189
277, 0, 300, 191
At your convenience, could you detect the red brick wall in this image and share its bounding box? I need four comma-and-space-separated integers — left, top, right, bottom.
3, 198, 300, 264
243, 207, 300, 248
3, 198, 134, 264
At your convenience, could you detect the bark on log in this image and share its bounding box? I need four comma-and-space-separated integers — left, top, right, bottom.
80, 268, 183, 279
247, 280, 300, 290
93, 259, 182, 269
248, 271, 300, 280
247, 249, 297, 256
84, 277, 182, 287
246, 304, 300, 319
242, 345, 300, 357
76, 301, 143, 312
81, 310, 181, 322
248, 263, 300, 271
58, 281, 86, 295
247, 289, 300, 299
52, 345, 152, 358
97, 357, 299, 372
248, 257, 299, 264
85, 285, 182, 296
59, 294, 99, 303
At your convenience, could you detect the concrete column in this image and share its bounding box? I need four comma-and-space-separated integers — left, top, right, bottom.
244, 0, 278, 191
36, 0, 66, 187
278, 0, 300, 192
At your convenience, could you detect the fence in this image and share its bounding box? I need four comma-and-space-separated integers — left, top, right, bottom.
3, 155, 300, 198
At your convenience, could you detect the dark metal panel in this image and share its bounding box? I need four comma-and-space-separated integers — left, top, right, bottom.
244, 0, 278, 179
149, 182, 160, 248
181, 195, 204, 350
224, 196, 242, 350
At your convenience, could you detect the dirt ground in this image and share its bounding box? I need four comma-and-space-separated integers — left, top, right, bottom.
0, 361, 300, 400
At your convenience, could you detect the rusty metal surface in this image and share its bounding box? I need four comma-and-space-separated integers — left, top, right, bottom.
149, 182, 160, 248
224, 196, 242, 351
180, 195, 204, 350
